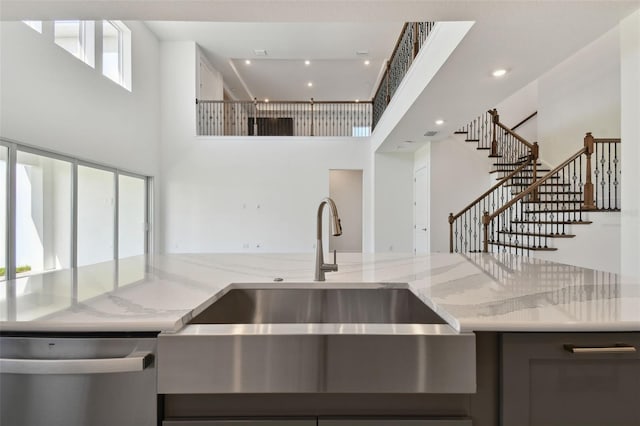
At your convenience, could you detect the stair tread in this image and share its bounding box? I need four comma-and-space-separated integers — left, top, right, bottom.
454, 131, 467, 134
465, 139, 480, 142
499, 176, 560, 181
523, 209, 585, 213
506, 183, 571, 187
477, 147, 491, 150
510, 220, 593, 224
490, 168, 551, 174
493, 162, 543, 166
488, 241, 558, 251
536, 191, 582, 194
497, 231, 576, 238
521, 200, 583, 204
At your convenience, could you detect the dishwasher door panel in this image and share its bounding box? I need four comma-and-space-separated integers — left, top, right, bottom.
0, 336, 157, 426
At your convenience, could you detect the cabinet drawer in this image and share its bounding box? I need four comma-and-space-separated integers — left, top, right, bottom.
501, 332, 640, 426
319, 419, 471, 426
163, 420, 315, 426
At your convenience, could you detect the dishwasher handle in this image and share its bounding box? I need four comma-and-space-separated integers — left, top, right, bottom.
0, 351, 154, 375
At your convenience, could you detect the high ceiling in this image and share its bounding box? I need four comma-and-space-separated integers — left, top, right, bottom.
144, 21, 403, 101
2, 0, 639, 149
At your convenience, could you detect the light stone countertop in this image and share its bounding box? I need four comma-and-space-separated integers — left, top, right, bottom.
0, 253, 638, 333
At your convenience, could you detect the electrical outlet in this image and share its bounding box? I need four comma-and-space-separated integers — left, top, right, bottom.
242, 243, 249, 249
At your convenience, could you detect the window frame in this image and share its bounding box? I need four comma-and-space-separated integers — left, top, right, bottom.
54, 20, 96, 68
0, 138, 152, 280
102, 20, 132, 90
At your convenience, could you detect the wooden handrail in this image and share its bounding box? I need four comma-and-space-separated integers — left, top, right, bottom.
388, 22, 411, 68
509, 111, 537, 133
449, 157, 533, 222
495, 121, 535, 150
487, 147, 587, 222
593, 138, 621, 143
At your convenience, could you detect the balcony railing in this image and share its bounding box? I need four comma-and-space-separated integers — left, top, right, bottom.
197, 21, 434, 137
197, 99, 372, 137
372, 21, 435, 129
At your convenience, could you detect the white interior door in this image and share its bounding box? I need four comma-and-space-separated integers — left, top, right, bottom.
414, 166, 429, 254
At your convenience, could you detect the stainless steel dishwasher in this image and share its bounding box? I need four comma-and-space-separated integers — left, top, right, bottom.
0, 333, 157, 426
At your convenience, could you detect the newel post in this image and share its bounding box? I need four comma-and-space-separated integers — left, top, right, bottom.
531, 142, 539, 201
412, 22, 420, 59
583, 132, 595, 210
482, 211, 490, 253
448, 213, 454, 253
310, 98, 315, 137
252, 97, 258, 136
385, 60, 391, 104
490, 109, 499, 157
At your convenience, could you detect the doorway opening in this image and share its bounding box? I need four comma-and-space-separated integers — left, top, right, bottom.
329, 169, 363, 252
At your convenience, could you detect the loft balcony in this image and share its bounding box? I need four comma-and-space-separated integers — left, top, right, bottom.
196, 22, 435, 137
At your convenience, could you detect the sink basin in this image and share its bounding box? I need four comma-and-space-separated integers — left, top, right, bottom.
190, 288, 446, 325
158, 285, 475, 395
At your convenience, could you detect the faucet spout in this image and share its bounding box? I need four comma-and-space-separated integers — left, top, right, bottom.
315, 197, 342, 281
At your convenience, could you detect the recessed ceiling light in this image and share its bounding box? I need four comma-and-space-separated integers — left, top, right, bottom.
435, 119, 445, 125
492, 68, 508, 77
364, 60, 371, 66
245, 59, 251, 65
304, 60, 311, 66
307, 82, 313, 87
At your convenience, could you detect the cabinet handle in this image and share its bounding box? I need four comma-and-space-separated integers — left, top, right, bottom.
564, 344, 637, 354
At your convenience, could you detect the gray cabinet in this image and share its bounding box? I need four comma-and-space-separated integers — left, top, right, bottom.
163, 420, 471, 426
319, 419, 471, 426
501, 332, 640, 426
163, 420, 315, 426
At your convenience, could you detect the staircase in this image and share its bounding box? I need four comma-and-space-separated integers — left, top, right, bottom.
449, 109, 621, 256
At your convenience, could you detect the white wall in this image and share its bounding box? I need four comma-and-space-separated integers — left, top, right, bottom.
197, 46, 223, 101
1, 21, 161, 256
0, 21, 161, 177
531, 213, 621, 273
373, 152, 415, 253
414, 144, 430, 253
495, 80, 538, 144
620, 9, 640, 278
162, 137, 370, 253
537, 27, 621, 166
429, 136, 494, 252
160, 41, 373, 253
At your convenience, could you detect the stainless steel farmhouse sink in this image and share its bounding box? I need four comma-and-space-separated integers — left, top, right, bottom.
189, 288, 447, 325
158, 284, 476, 395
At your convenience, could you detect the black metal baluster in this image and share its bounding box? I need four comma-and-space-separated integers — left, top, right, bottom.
578, 155, 583, 221
614, 143, 619, 209
594, 143, 599, 209
608, 142, 612, 210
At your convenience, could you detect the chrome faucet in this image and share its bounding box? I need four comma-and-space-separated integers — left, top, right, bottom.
315, 197, 342, 281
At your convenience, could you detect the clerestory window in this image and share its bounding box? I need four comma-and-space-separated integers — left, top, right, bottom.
102, 20, 132, 90
54, 20, 95, 67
